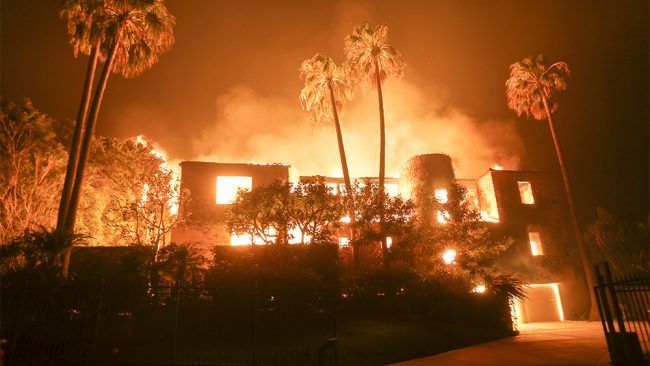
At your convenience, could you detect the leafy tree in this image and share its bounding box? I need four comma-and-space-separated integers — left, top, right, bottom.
398, 181, 512, 279
0, 99, 68, 244
103, 159, 189, 253
344, 22, 405, 263
346, 181, 415, 247
227, 181, 292, 245
506, 54, 598, 318
288, 178, 344, 244
227, 180, 344, 245
586, 208, 649, 275
60, 0, 175, 278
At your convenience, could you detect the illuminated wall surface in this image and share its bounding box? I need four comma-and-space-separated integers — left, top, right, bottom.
516, 283, 565, 323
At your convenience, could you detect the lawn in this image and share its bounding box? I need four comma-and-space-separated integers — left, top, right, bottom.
337, 315, 515, 365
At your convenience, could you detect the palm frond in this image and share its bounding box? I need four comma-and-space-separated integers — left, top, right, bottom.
505, 54, 570, 121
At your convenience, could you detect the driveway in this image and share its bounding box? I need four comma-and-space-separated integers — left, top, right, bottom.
390, 321, 610, 366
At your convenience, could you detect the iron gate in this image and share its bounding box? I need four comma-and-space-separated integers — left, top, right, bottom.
594, 262, 649, 366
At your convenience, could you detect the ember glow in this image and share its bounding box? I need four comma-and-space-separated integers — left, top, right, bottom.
442, 249, 457, 264
472, 285, 486, 294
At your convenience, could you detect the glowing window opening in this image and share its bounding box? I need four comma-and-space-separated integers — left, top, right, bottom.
216, 176, 252, 204
434, 189, 448, 203
518, 181, 535, 204
230, 232, 265, 246
385, 183, 399, 197
338, 237, 350, 248
528, 231, 544, 256
386, 236, 393, 249
528, 283, 565, 321
288, 227, 311, 244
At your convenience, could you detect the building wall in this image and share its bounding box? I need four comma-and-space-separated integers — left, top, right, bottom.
171, 162, 290, 248
476, 169, 590, 319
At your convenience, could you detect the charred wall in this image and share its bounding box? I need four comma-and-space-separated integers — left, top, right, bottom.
484, 170, 576, 283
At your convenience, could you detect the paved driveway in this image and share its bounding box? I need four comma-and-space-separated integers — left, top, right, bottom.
390, 321, 610, 366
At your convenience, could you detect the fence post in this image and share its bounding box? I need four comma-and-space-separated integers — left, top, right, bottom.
90, 279, 106, 366
171, 282, 181, 365
252, 279, 258, 366
603, 262, 628, 334
7, 283, 29, 365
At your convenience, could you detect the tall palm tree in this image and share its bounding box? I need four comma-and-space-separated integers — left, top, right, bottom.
299, 54, 358, 265
506, 54, 598, 319
57, 0, 104, 230
60, 0, 175, 278
344, 22, 404, 266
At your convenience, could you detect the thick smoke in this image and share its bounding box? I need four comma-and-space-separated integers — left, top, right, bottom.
191, 79, 523, 180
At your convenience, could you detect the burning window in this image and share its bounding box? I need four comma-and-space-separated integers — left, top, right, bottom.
288, 227, 311, 244
518, 181, 535, 204
216, 176, 252, 204
528, 231, 544, 256
386, 236, 393, 249
478, 172, 500, 221
385, 183, 399, 197
434, 189, 448, 203
230, 232, 264, 246
338, 237, 350, 248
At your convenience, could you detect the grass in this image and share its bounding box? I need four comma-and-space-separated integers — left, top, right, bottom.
337, 315, 514, 365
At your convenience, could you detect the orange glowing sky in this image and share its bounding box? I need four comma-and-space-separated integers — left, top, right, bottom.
1, 0, 648, 222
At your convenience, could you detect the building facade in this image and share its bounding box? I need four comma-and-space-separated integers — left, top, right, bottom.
170, 154, 589, 321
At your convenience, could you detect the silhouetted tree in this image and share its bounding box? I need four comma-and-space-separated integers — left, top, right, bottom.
61, 0, 175, 278
506, 54, 598, 318
345, 22, 405, 265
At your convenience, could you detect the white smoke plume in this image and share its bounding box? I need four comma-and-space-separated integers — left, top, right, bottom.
191, 79, 523, 180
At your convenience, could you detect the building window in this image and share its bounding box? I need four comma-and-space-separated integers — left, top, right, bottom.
385, 183, 399, 197
216, 176, 252, 204
338, 237, 350, 248
528, 231, 544, 256
518, 181, 535, 204
434, 188, 448, 203
386, 236, 393, 249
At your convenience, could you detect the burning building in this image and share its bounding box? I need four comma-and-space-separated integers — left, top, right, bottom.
170, 161, 290, 245
171, 153, 589, 322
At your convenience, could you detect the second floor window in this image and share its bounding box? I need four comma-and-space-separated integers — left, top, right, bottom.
518, 181, 535, 204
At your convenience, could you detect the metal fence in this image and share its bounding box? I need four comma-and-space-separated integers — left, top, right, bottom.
1, 284, 337, 366
594, 262, 650, 366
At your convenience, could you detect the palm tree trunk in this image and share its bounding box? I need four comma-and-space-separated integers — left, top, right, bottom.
57, 44, 100, 231
542, 95, 599, 320
62, 31, 123, 279
327, 82, 359, 268
374, 60, 388, 268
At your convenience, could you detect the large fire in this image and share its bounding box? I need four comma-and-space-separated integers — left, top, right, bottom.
135, 135, 181, 216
